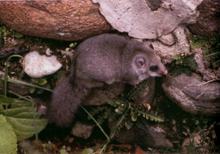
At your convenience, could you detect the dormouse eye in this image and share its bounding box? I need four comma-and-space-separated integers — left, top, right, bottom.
135, 57, 146, 67
149, 65, 159, 72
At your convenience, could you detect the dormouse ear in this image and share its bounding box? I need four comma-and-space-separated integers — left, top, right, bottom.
135, 56, 146, 68
149, 44, 154, 49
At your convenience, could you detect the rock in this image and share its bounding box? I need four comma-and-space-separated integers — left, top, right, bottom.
84, 78, 156, 106
216, 68, 220, 78
113, 121, 173, 149
158, 33, 176, 46
148, 26, 191, 63
71, 122, 94, 139
83, 83, 125, 106
181, 130, 216, 154
188, 0, 220, 36
93, 0, 202, 39
0, 45, 29, 59
0, 82, 30, 96
127, 78, 156, 106
23, 51, 62, 78
193, 48, 217, 81
0, 71, 30, 95
35, 101, 47, 116
19, 140, 44, 154
182, 133, 202, 150
0, 1, 110, 41
163, 73, 220, 115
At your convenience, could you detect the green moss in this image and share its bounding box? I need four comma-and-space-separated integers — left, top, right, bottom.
170, 34, 220, 75
190, 35, 210, 49
190, 35, 220, 68
0, 25, 23, 39
169, 55, 197, 76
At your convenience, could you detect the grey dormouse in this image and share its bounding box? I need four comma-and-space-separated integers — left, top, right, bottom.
47, 33, 167, 127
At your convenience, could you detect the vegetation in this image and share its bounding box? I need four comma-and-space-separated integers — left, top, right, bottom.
0, 25, 219, 154
191, 34, 220, 68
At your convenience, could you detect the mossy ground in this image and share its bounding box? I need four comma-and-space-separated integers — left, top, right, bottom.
0, 25, 219, 154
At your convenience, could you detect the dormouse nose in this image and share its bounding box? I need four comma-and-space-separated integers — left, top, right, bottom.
149, 65, 159, 72
149, 65, 168, 76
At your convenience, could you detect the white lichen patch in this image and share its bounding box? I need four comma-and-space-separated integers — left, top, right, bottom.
23, 51, 62, 78
147, 26, 191, 63
93, 0, 203, 39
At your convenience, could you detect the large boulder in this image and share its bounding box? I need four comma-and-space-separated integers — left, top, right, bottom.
0, 0, 110, 41
93, 0, 203, 39
188, 0, 220, 36
163, 73, 220, 115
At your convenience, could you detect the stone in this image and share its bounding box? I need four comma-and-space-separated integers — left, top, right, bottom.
0, 0, 110, 41
71, 122, 94, 139
188, 0, 220, 36
93, 0, 203, 39
23, 51, 62, 78
113, 121, 173, 149
84, 83, 125, 106
148, 26, 191, 63
163, 73, 220, 115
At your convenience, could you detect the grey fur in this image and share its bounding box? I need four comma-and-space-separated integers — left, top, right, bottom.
47, 33, 167, 127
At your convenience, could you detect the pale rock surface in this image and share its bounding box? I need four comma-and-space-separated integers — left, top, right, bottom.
93, 0, 203, 39
23, 51, 62, 78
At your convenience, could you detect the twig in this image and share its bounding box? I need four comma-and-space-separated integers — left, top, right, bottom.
80, 106, 110, 142
205, 52, 220, 57
4, 54, 23, 96
100, 108, 128, 154
0, 77, 53, 92
9, 90, 33, 103
198, 78, 220, 86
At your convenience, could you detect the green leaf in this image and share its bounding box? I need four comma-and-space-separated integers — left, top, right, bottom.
81, 148, 94, 154
60, 147, 69, 154
130, 110, 137, 122
6, 116, 48, 141
2, 107, 35, 116
13, 32, 23, 39
0, 95, 31, 106
0, 115, 17, 154
69, 42, 77, 48
124, 121, 133, 130
142, 112, 164, 122
31, 78, 48, 86
0, 95, 48, 141
12, 112, 41, 118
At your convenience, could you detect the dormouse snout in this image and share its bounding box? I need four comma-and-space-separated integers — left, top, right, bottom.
161, 68, 168, 75
149, 64, 168, 77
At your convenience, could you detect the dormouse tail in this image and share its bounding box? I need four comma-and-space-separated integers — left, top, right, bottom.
47, 76, 89, 127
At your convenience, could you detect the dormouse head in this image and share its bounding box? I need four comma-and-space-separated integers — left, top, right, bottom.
123, 42, 167, 85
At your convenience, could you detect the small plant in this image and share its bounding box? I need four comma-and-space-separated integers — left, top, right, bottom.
169, 55, 197, 75
0, 95, 48, 154
84, 79, 164, 153
191, 35, 220, 68
0, 54, 49, 153
0, 25, 23, 40
108, 100, 164, 123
